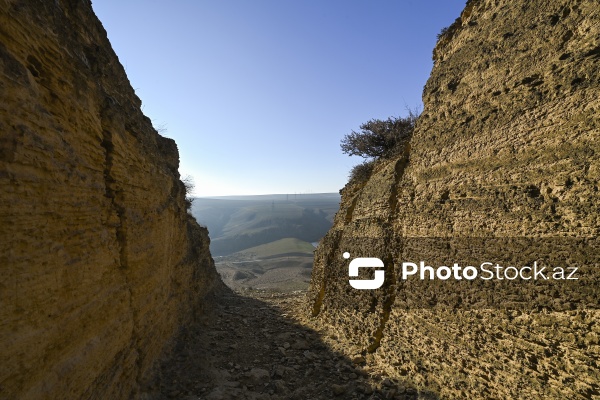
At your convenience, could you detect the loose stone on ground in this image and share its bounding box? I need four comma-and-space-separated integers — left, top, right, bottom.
149, 290, 422, 400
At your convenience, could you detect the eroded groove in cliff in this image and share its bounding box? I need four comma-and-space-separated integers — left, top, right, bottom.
344, 194, 360, 223
100, 126, 142, 387
311, 232, 342, 317
389, 148, 410, 213
310, 252, 331, 317
100, 128, 129, 270
367, 253, 397, 353
366, 152, 409, 352
311, 285, 326, 317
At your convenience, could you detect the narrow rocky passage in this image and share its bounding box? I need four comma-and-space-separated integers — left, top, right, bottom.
144, 290, 430, 400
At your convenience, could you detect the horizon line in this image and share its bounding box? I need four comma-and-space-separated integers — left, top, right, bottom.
194, 192, 341, 199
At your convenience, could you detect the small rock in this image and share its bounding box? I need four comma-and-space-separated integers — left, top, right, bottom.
272, 365, 286, 378
217, 369, 231, 380
332, 384, 347, 396
291, 339, 310, 350
352, 355, 366, 365
246, 368, 270, 385
273, 380, 288, 394
204, 388, 225, 400
276, 332, 294, 341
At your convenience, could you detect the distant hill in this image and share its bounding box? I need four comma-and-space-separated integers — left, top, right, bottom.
234, 238, 316, 259
191, 193, 340, 256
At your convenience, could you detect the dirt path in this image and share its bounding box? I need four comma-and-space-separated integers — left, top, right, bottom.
144, 290, 420, 400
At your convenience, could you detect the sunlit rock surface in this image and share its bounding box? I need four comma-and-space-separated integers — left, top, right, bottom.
0, 1, 221, 398
308, 0, 600, 398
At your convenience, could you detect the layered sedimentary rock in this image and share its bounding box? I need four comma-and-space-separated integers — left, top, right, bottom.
0, 1, 221, 398
309, 0, 600, 398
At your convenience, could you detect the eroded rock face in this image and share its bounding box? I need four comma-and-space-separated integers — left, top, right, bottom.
308, 0, 600, 398
0, 1, 221, 398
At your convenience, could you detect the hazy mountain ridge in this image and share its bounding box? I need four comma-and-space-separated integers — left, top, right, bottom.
192, 193, 340, 256
191, 194, 339, 292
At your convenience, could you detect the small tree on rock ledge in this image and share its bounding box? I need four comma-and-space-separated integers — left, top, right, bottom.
340, 113, 416, 160
341, 112, 417, 183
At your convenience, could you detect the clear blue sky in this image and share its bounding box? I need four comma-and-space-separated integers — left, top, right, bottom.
93, 1, 465, 196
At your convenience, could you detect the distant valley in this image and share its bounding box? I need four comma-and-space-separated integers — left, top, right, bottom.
191, 193, 340, 291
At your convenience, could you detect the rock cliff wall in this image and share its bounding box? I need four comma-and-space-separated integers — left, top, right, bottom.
308, 0, 600, 398
0, 1, 221, 398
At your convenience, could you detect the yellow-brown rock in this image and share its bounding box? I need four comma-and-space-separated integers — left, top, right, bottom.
308, 0, 600, 398
0, 1, 221, 398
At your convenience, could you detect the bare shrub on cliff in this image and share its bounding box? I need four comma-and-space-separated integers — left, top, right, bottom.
348, 159, 375, 184
182, 175, 195, 211
340, 112, 417, 160
437, 25, 449, 40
